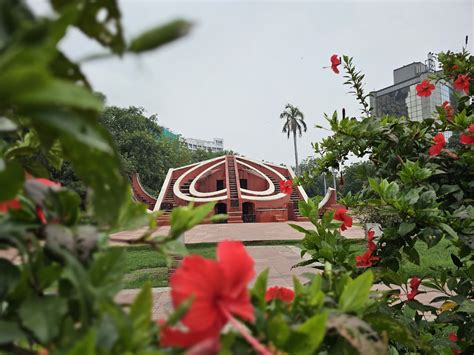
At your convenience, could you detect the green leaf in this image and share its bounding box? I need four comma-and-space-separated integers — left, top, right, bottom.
298, 200, 314, 218
129, 19, 191, 53
458, 300, 474, 313
288, 223, 312, 235
267, 314, 290, 348
162, 239, 188, 257
251, 268, 269, 309
52, 0, 125, 53
50, 189, 81, 226
0, 159, 24, 200
339, 270, 373, 313
19, 296, 68, 343
27, 107, 128, 226
112, 192, 152, 232
439, 223, 458, 238
187, 202, 215, 228
450, 254, 463, 268
398, 222, 415, 237
403, 246, 420, 265
165, 295, 194, 326
31, 108, 111, 153
0, 258, 20, 300
89, 248, 126, 294
67, 329, 97, 355
406, 300, 437, 312
293, 275, 304, 297
130, 283, 153, 347
364, 313, 417, 348
297, 312, 327, 352
0, 320, 24, 344
368, 177, 380, 195
385, 181, 399, 197
1, 65, 102, 111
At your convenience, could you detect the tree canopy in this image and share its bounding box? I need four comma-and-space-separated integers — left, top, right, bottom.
62, 105, 231, 196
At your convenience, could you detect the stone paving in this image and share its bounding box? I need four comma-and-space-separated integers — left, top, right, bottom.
110, 221, 365, 244
113, 222, 366, 319
115, 242, 446, 320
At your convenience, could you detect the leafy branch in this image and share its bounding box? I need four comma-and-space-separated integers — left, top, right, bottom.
342, 55, 372, 117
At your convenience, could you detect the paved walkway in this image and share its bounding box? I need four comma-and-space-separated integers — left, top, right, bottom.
110, 221, 365, 244
116, 245, 315, 319
113, 222, 366, 319
115, 244, 446, 320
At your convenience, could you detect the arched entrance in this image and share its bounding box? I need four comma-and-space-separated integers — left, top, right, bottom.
214, 203, 227, 223
242, 202, 255, 223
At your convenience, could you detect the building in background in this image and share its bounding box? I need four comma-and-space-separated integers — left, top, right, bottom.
160, 126, 225, 152
370, 54, 455, 122
185, 137, 224, 152
161, 127, 180, 140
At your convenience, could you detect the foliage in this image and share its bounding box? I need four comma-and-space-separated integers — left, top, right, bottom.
54, 105, 231, 196
0, 0, 196, 353
299, 48, 474, 353
299, 157, 374, 197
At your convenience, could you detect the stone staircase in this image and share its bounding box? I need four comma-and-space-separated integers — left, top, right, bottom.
157, 178, 178, 225
290, 189, 308, 221
227, 156, 242, 223
268, 176, 281, 193
180, 179, 193, 197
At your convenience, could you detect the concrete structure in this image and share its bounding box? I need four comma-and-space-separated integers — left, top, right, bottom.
370, 57, 455, 121
133, 155, 309, 224
161, 127, 180, 140
185, 137, 224, 152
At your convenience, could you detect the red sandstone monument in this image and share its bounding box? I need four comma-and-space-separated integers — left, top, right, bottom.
132, 155, 310, 224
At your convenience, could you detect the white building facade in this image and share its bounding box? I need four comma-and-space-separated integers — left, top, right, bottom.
185, 137, 224, 152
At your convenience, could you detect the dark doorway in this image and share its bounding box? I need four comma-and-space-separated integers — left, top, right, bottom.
216, 179, 224, 190
214, 203, 227, 223
240, 179, 248, 189
242, 202, 255, 223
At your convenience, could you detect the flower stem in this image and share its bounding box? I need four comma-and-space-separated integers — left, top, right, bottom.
225, 313, 273, 355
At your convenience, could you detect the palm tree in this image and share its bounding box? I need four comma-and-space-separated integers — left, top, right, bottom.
280, 104, 307, 175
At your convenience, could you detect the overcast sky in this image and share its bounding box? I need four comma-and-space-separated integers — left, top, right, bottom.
30, 0, 473, 166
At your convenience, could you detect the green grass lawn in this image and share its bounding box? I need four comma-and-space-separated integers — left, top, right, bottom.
397, 239, 456, 279
117, 239, 455, 289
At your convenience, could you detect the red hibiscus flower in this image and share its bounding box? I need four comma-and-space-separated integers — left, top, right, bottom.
452, 65, 458, 70
429, 133, 446, 156
279, 179, 293, 194
330, 54, 341, 74
406, 276, 422, 300
367, 229, 377, 252
453, 74, 470, 94
355, 249, 380, 267
161, 241, 257, 349
0, 198, 21, 214
441, 101, 454, 122
334, 208, 352, 231
416, 79, 435, 97
448, 332, 461, 355
265, 286, 295, 303
460, 124, 474, 145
